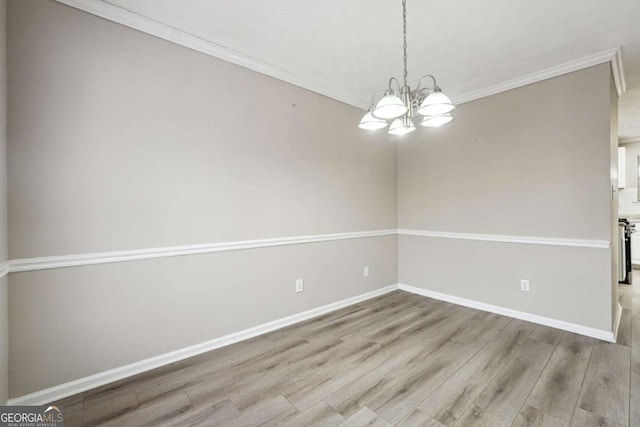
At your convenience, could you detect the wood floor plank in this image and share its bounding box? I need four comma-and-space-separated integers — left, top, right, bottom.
619, 284, 632, 310
324, 334, 445, 418
65, 391, 139, 426
288, 298, 377, 333
126, 333, 307, 406
46, 291, 617, 427
143, 333, 316, 407
257, 406, 300, 427
512, 405, 568, 427
618, 308, 631, 347
367, 311, 512, 424
227, 368, 293, 410
336, 300, 440, 343
523, 332, 594, 423
417, 319, 532, 425
159, 398, 239, 427
454, 405, 510, 427
66, 391, 191, 427
286, 338, 368, 376
529, 324, 564, 346
277, 400, 345, 427
223, 395, 295, 427
282, 340, 390, 411
100, 392, 192, 427
356, 291, 416, 310
570, 406, 625, 427
576, 342, 630, 425
51, 393, 84, 419
360, 303, 448, 345
291, 304, 382, 340
113, 329, 304, 400
337, 407, 392, 427
630, 370, 640, 427
471, 338, 555, 423
396, 409, 447, 427
632, 294, 640, 373
325, 307, 490, 418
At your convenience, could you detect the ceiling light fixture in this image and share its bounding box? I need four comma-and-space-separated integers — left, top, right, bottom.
359, 0, 455, 134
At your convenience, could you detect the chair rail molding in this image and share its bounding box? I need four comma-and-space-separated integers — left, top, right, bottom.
2, 229, 610, 276
9, 230, 397, 273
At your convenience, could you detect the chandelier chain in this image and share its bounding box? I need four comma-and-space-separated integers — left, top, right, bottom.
402, 0, 407, 88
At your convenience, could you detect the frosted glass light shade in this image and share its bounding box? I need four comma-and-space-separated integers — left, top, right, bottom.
418, 90, 455, 116
373, 94, 408, 120
388, 117, 416, 135
358, 111, 388, 130
420, 113, 454, 127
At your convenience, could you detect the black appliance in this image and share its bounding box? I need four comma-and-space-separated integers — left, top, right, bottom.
619, 218, 632, 284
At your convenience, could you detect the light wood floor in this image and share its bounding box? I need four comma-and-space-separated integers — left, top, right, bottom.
54, 283, 640, 427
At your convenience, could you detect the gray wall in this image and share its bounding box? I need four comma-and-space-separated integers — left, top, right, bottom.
7, 0, 397, 397
0, 0, 8, 405
7, 1, 396, 260
5, 0, 618, 401
611, 76, 619, 326
10, 236, 397, 397
398, 64, 616, 331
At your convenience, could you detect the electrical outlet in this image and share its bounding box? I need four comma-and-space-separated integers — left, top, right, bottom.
520, 279, 530, 292
363, 266, 369, 278
295, 279, 304, 293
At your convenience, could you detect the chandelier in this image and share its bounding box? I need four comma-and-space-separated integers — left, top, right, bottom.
359, 0, 455, 134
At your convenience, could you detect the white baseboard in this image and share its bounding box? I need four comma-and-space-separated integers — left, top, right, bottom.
7, 284, 398, 406
8, 282, 618, 405
398, 284, 616, 343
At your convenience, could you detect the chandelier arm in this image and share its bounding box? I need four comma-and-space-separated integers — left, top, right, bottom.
415, 74, 438, 94
388, 77, 402, 94
369, 89, 388, 109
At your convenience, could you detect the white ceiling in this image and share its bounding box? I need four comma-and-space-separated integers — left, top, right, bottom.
98, 0, 640, 138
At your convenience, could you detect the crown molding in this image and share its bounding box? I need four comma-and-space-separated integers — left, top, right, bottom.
54, 0, 626, 111
397, 229, 610, 249
454, 47, 626, 105
611, 47, 627, 95
54, 0, 369, 109
620, 136, 640, 145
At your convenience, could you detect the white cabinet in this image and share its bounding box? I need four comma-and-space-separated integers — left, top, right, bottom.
632, 232, 640, 264
619, 146, 626, 189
